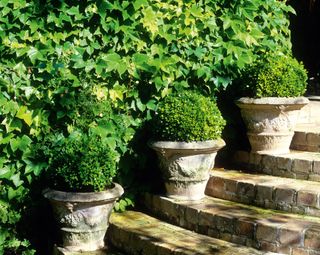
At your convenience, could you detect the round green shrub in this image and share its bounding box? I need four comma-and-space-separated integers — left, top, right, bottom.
43, 133, 118, 192
34, 90, 123, 192
153, 91, 226, 142
241, 54, 308, 98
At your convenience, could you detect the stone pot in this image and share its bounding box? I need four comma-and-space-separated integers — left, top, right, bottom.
149, 139, 225, 200
43, 183, 123, 252
236, 97, 309, 154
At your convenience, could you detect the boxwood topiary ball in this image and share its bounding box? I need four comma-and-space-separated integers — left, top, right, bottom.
153, 91, 226, 142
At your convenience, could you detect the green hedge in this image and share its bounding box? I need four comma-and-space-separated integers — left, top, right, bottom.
0, 0, 294, 252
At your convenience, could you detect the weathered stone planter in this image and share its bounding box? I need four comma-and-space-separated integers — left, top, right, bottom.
43, 183, 123, 252
150, 139, 225, 200
236, 97, 309, 154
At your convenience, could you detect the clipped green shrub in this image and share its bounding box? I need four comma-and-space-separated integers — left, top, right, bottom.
34, 89, 124, 192
241, 54, 308, 98
153, 91, 226, 142
40, 132, 118, 192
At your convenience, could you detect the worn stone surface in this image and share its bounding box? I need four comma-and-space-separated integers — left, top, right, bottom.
233, 150, 320, 182
143, 194, 320, 254
206, 169, 320, 217
109, 211, 277, 255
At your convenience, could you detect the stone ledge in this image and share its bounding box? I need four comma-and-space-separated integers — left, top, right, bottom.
108, 211, 277, 255
233, 150, 320, 181
291, 124, 320, 152
206, 169, 320, 217
143, 194, 320, 254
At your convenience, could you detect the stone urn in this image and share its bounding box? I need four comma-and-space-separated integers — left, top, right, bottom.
236, 97, 309, 154
43, 183, 123, 252
150, 139, 225, 200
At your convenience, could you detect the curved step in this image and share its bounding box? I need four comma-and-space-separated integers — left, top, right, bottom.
206, 169, 320, 217
143, 194, 320, 254
108, 211, 277, 255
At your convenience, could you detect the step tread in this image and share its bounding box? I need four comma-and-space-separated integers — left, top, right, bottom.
207, 169, 320, 217
144, 194, 320, 254
211, 168, 320, 191
109, 211, 278, 255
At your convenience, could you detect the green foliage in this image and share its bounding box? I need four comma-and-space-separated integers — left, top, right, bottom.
153, 91, 226, 142
241, 54, 308, 98
0, 200, 35, 255
33, 90, 127, 192
0, 0, 295, 251
39, 133, 118, 192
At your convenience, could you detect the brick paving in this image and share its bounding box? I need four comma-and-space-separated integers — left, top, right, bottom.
206, 169, 320, 217
143, 193, 320, 255
109, 211, 278, 255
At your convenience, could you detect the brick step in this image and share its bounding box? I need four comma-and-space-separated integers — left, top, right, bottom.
143, 194, 320, 255
206, 169, 320, 217
291, 124, 320, 152
234, 150, 320, 181
108, 210, 277, 255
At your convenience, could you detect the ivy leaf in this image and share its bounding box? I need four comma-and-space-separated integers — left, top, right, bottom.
27, 47, 45, 64
10, 135, 32, 152
10, 173, 24, 188
16, 106, 33, 126
133, 0, 148, 10
0, 133, 15, 145
103, 53, 127, 76
24, 161, 47, 176
0, 166, 11, 179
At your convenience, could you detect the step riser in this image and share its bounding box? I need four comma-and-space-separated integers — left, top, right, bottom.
144, 194, 320, 255
206, 174, 320, 217
291, 131, 320, 152
234, 151, 320, 182
298, 98, 320, 125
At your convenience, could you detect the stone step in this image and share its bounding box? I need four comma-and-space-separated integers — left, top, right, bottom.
298, 96, 320, 125
108, 210, 277, 255
234, 150, 320, 181
143, 194, 320, 255
206, 168, 320, 217
291, 124, 320, 152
